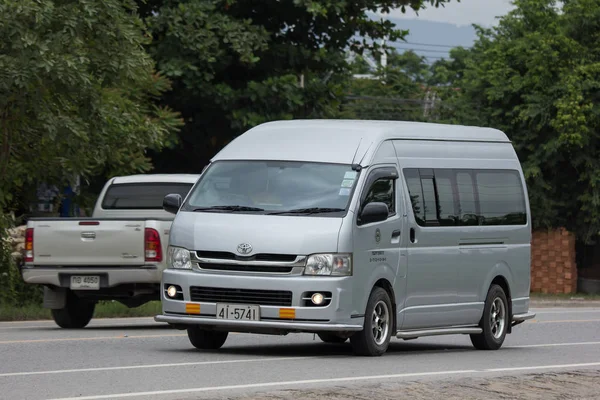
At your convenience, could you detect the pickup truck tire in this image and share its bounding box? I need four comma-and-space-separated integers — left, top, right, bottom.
187, 327, 228, 350
51, 292, 95, 329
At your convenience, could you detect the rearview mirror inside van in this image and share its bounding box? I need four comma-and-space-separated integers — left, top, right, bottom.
163, 193, 183, 214
359, 202, 389, 225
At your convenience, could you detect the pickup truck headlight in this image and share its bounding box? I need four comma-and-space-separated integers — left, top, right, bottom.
304, 253, 352, 276
168, 246, 191, 269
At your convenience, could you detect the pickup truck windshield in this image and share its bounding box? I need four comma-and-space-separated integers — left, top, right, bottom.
102, 183, 193, 210
183, 160, 359, 214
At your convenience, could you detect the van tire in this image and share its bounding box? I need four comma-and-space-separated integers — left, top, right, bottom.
350, 287, 393, 356
187, 327, 228, 350
470, 284, 508, 350
51, 292, 95, 329
318, 333, 348, 343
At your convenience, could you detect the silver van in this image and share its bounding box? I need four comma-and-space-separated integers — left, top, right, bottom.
156, 120, 535, 356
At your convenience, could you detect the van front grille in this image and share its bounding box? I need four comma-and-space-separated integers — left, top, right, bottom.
190, 286, 293, 307
195, 251, 297, 263
197, 263, 294, 274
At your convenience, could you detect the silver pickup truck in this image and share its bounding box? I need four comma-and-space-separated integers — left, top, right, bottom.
21, 174, 199, 328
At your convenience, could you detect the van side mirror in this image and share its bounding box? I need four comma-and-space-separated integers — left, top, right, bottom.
163, 194, 182, 214
359, 202, 389, 225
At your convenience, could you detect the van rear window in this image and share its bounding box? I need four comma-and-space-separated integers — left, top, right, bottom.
101, 183, 193, 210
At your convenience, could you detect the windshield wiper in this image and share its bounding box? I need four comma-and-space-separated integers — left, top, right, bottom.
268, 207, 345, 215
193, 205, 265, 212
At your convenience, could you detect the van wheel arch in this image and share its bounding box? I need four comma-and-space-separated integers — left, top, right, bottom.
373, 279, 397, 332
489, 275, 512, 334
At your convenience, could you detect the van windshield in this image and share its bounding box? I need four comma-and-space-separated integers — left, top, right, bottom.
183, 160, 359, 214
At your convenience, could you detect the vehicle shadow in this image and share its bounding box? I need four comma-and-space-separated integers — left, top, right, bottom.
158, 339, 474, 358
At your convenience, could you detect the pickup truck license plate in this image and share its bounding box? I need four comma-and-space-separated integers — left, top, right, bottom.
216, 304, 259, 321
70, 276, 100, 290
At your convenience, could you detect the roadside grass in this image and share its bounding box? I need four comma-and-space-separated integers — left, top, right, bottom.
0, 301, 162, 321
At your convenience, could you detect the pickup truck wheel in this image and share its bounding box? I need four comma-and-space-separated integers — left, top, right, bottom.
318, 333, 348, 343
187, 327, 228, 350
51, 293, 95, 329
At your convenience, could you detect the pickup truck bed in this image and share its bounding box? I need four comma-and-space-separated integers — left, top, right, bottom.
20, 173, 200, 328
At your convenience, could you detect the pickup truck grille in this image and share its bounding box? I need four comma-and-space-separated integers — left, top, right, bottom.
195, 251, 297, 263
190, 286, 293, 307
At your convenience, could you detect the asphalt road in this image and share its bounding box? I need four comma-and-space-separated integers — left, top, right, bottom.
1, 307, 599, 400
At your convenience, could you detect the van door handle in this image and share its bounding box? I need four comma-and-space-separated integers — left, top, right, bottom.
410, 228, 416, 243
391, 230, 401, 239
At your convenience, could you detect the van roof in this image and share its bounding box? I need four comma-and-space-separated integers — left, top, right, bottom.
111, 174, 201, 185
213, 119, 510, 165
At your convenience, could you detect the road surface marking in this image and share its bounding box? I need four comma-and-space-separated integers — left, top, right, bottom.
0, 333, 186, 344
531, 319, 600, 324
2, 340, 597, 378
0, 317, 156, 325
509, 341, 600, 348
531, 309, 600, 314
0, 357, 318, 378
46, 361, 600, 400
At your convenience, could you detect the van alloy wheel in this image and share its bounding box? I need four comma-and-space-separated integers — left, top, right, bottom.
350, 287, 393, 356
470, 284, 508, 350
490, 297, 506, 340
372, 300, 390, 345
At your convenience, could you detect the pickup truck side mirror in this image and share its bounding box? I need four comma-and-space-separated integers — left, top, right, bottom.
359, 202, 389, 225
163, 194, 182, 214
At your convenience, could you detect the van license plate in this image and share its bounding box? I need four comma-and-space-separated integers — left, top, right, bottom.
70, 276, 100, 290
216, 304, 260, 321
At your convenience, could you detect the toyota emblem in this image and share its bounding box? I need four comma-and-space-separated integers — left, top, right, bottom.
237, 243, 253, 255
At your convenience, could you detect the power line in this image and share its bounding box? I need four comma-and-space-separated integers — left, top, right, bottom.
402, 41, 471, 49
394, 46, 450, 54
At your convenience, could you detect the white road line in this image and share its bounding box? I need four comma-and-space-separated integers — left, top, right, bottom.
532, 309, 600, 314
2, 341, 599, 378
487, 362, 600, 372
0, 317, 156, 325
46, 362, 600, 400
0, 356, 318, 378
0, 323, 166, 330
509, 341, 600, 348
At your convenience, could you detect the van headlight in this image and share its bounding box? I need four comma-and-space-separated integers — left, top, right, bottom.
304, 254, 352, 276
168, 246, 191, 269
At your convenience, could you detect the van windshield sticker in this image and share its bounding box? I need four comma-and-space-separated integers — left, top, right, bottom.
344, 171, 358, 180
339, 188, 351, 196
341, 179, 354, 188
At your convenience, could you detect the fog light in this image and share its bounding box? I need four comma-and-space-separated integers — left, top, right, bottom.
311, 293, 324, 305
167, 285, 178, 298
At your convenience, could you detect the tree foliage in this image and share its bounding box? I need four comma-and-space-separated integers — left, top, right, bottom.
441, 0, 600, 241
342, 49, 433, 121
137, 0, 454, 172
0, 0, 182, 213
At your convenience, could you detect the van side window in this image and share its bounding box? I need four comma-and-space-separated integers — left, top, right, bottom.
364, 178, 395, 215
404, 169, 424, 224
456, 172, 478, 225
475, 170, 527, 225
403, 168, 527, 227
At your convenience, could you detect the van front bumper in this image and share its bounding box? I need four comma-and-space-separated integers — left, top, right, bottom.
157, 269, 365, 334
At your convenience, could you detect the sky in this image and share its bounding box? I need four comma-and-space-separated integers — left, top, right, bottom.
386, 0, 516, 27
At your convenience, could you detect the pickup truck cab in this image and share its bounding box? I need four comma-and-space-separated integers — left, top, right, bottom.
21, 174, 200, 328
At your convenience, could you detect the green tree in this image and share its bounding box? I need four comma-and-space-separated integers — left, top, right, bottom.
342, 49, 432, 121
441, 0, 600, 242
0, 0, 182, 214
136, 0, 454, 172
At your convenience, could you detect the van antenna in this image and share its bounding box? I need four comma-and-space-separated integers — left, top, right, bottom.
352, 140, 373, 172
350, 138, 362, 165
